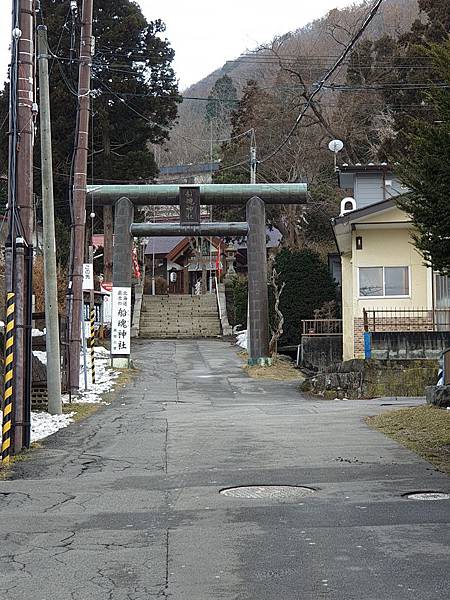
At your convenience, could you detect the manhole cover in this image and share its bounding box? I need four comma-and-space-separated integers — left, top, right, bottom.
403, 492, 450, 501
220, 485, 315, 501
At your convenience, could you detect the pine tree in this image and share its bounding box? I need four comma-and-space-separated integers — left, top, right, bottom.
0, 0, 180, 233
396, 41, 450, 275
205, 74, 238, 139
274, 249, 337, 346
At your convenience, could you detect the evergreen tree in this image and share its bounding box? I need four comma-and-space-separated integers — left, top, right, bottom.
396, 41, 450, 275
378, 0, 450, 157
205, 74, 238, 138
0, 0, 180, 237
214, 79, 260, 185
274, 249, 337, 346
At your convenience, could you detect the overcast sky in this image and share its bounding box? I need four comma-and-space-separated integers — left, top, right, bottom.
0, 0, 353, 90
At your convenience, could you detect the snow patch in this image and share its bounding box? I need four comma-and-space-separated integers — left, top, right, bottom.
236, 330, 247, 350
64, 347, 120, 404
33, 350, 47, 365
31, 411, 74, 442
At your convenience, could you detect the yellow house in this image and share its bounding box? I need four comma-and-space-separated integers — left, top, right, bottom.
331, 165, 448, 361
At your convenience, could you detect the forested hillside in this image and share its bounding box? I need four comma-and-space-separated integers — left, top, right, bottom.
159, 0, 449, 258
160, 0, 419, 167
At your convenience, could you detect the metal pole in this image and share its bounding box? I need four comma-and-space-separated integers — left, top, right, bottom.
103, 205, 113, 282
247, 143, 257, 342
81, 319, 88, 391
250, 146, 257, 185
69, 0, 93, 391
37, 25, 62, 415
23, 243, 33, 447
88, 245, 96, 384
13, 239, 25, 453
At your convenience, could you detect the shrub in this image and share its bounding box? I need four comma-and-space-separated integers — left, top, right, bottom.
226, 275, 248, 328
33, 255, 68, 314
274, 249, 337, 346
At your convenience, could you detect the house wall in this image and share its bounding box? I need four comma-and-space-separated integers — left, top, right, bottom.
340, 172, 406, 210
341, 252, 354, 361
341, 225, 430, 360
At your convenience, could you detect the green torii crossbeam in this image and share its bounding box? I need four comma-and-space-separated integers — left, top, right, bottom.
87, 183, 308, 205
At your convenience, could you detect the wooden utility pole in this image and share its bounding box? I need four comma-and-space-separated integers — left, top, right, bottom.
17, 0, 35, 241
69, 0, 94, 391
37, 25, 62, 415
13, 0, 35, 453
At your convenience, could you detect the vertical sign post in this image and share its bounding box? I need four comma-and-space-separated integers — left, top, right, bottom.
111, 288, 132, 358
111, 197, 134, 368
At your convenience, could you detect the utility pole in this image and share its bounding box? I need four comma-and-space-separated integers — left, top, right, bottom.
13, 0, 35, 453
247, 133, 257, 341
250, 142, 257, 184
37, 25, 62, 415
69, 0, 94, 392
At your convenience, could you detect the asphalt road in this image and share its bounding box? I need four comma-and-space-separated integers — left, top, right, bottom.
0, 339, 449, 599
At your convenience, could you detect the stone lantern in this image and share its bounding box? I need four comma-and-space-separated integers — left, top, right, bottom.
224, 242, 237, 281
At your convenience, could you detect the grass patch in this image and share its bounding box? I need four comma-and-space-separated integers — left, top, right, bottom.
366, 405, 450, 474
239, 351, 303, 382
0, 445, 37, 480
63, 402, 101, 422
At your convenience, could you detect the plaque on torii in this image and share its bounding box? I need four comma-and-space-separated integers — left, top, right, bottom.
179, 186, 201, 225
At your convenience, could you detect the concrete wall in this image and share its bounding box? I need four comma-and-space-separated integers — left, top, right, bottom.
371, 331, 450, 360
301, 336, 343, 371
354, 173, 404, 209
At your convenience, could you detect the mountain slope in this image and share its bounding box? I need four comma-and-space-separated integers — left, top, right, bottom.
160, 0, 419, 168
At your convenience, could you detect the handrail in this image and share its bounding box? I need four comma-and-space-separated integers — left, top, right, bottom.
214, 275, 222, 320
302, 319, 343, 336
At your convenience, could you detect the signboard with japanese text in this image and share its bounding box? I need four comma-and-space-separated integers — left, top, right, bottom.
82, 263, 94, 290
101, 283, 112, 324
180, 186, 200, 225
111, 286, 131, 355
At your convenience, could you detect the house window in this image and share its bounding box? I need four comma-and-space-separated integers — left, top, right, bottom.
359, 266, 409, 297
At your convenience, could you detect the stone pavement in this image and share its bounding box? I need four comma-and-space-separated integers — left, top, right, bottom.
0, 339, 449, 599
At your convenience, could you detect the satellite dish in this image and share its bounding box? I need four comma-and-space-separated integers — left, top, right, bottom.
328, 139, 344, 153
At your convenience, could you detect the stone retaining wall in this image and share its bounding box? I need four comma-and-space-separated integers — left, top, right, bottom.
302, 358, 438, 399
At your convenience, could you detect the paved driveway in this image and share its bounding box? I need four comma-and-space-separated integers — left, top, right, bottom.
0, 339, 449, 599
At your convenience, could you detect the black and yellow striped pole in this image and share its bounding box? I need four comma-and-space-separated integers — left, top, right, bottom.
90, 306, 96, 385
2, 293, 15, 464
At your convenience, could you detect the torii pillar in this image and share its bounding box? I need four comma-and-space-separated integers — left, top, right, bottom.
246, 196, 270, 365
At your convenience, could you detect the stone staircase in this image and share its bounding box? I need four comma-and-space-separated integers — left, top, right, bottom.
139, 294, 222, 339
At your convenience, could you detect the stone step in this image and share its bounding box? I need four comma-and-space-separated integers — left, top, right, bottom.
140, 294, 221, 340
139, 333, 220, 339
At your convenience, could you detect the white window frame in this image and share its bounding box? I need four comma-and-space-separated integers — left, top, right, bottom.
358, 266, 411, 299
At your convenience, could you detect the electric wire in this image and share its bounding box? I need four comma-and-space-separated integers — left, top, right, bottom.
259, 0, 386, 166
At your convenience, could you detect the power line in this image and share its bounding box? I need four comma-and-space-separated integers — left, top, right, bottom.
258, 0, 386, 166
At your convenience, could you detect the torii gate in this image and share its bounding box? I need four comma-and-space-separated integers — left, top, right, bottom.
87, 183, 307, 367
